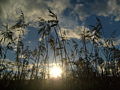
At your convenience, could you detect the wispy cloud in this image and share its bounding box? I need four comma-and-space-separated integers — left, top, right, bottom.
60, 26, 90, 40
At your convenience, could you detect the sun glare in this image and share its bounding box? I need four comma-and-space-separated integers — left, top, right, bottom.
50, 66, 62, 78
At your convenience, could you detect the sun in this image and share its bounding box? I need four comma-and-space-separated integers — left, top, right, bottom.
50, 66, 62, 78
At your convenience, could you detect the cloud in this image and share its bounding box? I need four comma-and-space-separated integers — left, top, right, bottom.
60, 28, 80, 40
0, 0, 120, 27
60, 26, 90, 40
0, 0, 10, 15
111, 37, 120, 46
0, 0, 70, 22
0, 0, 120, 42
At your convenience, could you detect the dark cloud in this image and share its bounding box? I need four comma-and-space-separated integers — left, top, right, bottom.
0, 0, 9, 4
116, 0, 120, 5
0, 0, 120, 46
0, 0, 120, 23
0, 0, 10, 15
0, 6, 2, 15
25, 0, 48, 10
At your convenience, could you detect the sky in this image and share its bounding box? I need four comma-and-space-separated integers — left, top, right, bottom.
0, 0, 120, 56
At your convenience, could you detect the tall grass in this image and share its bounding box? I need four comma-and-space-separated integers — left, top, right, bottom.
0, 9, 120, 90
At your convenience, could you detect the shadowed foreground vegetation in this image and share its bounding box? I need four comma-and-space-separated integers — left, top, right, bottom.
1, 77, 120, 90
0, 9, 120, 90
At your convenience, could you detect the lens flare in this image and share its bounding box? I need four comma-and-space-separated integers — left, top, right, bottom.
50, 66, 62, 78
